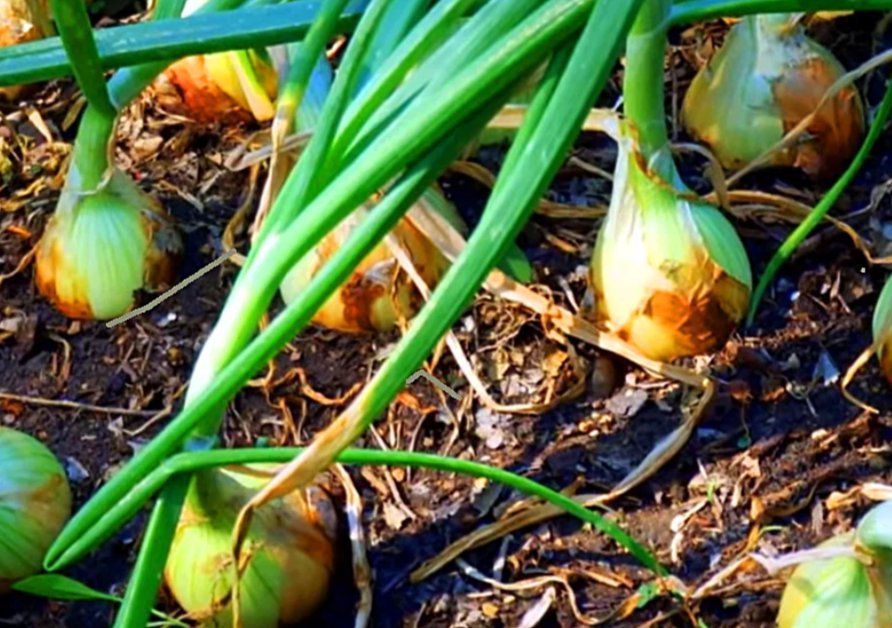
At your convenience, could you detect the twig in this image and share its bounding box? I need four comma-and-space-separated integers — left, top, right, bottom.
0, 391, 161, 417
106, 249, 236, 328
333, 464, 373, 628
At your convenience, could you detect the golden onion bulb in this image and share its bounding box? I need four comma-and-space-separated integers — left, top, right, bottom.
682, 13, 864, 180
872, 274, 892, 385
280, 188, 462, 333
778, 502, 892, 627
0, 0, 53, 100
155, 0, 276, 124
0, 427, 71, 592
590, 125, 751, 362
35, 169, 182, 320
165, 466, 337, 627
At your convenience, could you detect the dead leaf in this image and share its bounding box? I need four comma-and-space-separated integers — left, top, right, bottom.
383, 502, 408, 531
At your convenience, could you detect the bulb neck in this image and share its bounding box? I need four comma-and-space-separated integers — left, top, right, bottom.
66, 106, 116, 198
623, 0, 672, 177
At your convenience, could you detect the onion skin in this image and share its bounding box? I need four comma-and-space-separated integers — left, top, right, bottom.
590, 128, 751, 362
682, 14, 864, 180
165, 467, 336, 627
35, 170, 182, 320
0, 427, 71, 592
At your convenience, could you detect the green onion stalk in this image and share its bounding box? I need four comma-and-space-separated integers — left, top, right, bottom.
6, 1, 892, 90
588, 0, 752, 362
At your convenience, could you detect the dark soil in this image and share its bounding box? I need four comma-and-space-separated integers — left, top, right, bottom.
1, 10, 891, 628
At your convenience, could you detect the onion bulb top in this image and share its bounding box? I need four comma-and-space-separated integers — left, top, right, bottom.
682, 13, 864, 180
154, 0, 277, 124
35, 169, 182, 320
778, 501, 892, 627
590, 122, 751, 362
165, 466, 337, 627
0, 427, 71, 592
280, 187, 463, 334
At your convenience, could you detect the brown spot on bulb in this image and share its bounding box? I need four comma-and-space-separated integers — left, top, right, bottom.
608, 267, 749, 363
159, 56, 252, 125
337, 272, 390, 333
35, 225, 95, 319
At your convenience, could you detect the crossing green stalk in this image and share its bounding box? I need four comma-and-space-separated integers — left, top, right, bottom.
49, 0, 114, 118
670, 0, 892, 25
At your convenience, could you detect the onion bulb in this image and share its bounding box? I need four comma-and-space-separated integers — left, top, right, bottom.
279, 187, 462, 333
0, 427, 71, 592
165, 466, 337, 627
35, 169, 182, 320
154, 0, 276, 124
778, 501, 892, 627
873, 274, 892, 385
682, 13, 864, 180
589, 122, 751, 362
0, 0, 53, 100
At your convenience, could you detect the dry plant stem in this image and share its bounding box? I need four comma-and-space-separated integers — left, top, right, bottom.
726, 48, 892, 187
841, 343, 880, 414
567, 155, 613, 181
222, 162, 261, 251
714, 190, 891, 264
0, 391, 164, 417
750, 545, 862, 575
0, 244, 36, 289
385, 222, 585, 414
333, 464, 372, 628
454, 559, 617, 626
670, 142, 730, 209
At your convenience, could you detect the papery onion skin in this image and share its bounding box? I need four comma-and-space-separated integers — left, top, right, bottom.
0, 427, 71, 592
165, 466, 337, 627
281, 191, 462, 334
35, 170, 182, 320
682, 14, 864, 180
872, 275, 892, 385
590, 131, 751, 362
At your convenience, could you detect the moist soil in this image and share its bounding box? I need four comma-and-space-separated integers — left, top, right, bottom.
1, 11, 891, 628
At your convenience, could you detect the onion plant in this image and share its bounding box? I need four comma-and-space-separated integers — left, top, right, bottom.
0, 0, 889, 625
